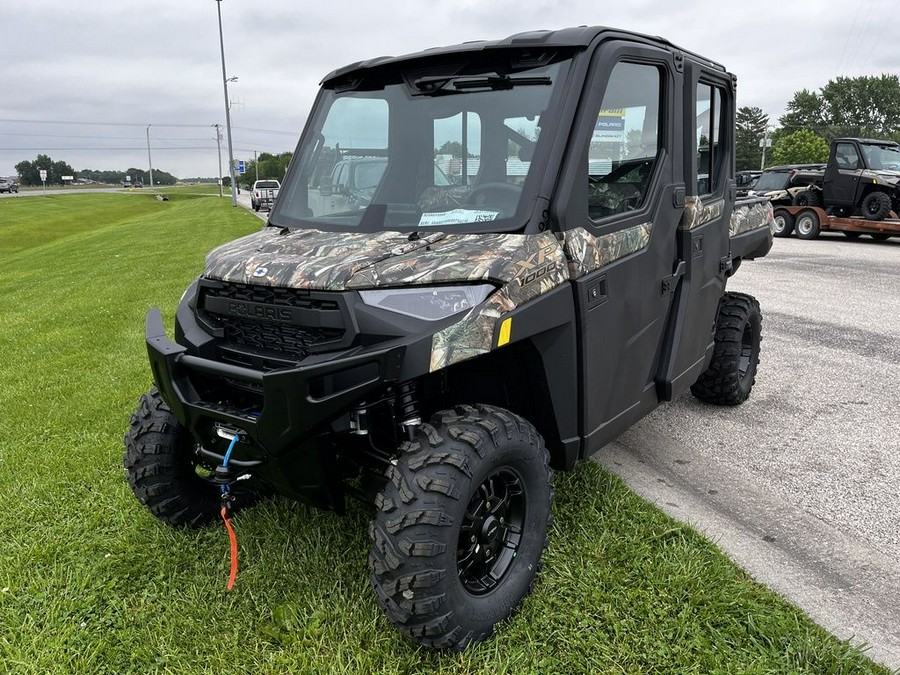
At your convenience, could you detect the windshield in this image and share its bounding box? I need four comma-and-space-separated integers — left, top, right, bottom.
256, 180, 280, 188
271, 53, 571, 233
752, 171, 791, 192
861, 143, 900, 171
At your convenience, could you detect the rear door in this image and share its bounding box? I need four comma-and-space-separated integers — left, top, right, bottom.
655, 64, 734, 397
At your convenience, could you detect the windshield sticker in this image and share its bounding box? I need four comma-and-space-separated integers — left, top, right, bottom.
418, 209, 500, 227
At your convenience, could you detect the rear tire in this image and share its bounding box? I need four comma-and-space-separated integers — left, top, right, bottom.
123, 389, 265, 528
772, 208, 794, 237
792, 190, 821, 207
369, 405, 552, 650
691, 293, 762, 406
843, 231, 862, 239
861, 191, 891, 221
794, 209, 820, 240
870, 233, 891, 241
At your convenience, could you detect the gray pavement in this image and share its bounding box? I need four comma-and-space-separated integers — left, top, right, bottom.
596, 232, 900, 670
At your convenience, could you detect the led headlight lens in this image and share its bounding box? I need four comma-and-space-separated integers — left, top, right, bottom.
358, 284, 494, 321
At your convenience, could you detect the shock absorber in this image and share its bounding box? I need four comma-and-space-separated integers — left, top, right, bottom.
397, 381, 421, 440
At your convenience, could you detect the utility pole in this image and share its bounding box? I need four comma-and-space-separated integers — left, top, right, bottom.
254, 150, 258, 182
759, 127, 772, 171
215, 0, 238, 207
146, 124, 154, 189
214, 123, 224, 198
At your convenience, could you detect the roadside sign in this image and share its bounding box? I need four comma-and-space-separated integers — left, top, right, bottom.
39, 169, 47, 180
237, 160, 246, 175
62, 175, 74, 181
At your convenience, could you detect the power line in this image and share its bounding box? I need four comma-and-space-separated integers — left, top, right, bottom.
0, 118, 212, 128
232, 125, 297, 136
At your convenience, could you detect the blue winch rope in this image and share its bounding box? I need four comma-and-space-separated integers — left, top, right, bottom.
221, 434, 240, 494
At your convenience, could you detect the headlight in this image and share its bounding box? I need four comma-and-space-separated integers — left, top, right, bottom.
358, 284, 494, 321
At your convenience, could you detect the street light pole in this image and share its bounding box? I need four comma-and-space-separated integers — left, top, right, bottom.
215, 0, 238, 207
146, 124, 154, 189
214, 123, 223, 197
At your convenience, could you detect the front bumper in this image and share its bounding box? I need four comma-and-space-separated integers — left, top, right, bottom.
145, 307, 407, 508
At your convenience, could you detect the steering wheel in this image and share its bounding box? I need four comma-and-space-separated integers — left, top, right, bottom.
466, 182, 523, 211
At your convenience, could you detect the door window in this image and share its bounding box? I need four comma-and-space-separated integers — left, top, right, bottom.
586, 62, 662, 221
835, 143, 860, 169
695, 83, 726, 195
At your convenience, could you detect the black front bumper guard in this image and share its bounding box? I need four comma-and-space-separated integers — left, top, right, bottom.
145, 307, 406, 463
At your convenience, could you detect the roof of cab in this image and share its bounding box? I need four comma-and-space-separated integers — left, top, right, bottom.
321, 25, 726, 85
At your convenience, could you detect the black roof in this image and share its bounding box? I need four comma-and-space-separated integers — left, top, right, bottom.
322, 26, 727, 85
761, 164, 825, 172
833, 138, 900, 146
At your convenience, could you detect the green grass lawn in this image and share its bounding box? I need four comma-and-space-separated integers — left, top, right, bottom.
0, 193, 889, 674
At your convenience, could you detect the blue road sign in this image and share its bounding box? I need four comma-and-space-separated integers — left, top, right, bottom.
237, 160, 246, 175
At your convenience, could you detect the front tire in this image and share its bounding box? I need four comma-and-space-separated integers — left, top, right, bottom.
124, 388, 264, 527
691, 293, 762, 406
861, 191, 891, 221
369, 405, 552, 650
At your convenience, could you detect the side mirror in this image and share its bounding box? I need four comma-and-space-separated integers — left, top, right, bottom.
319, 177, 333, 196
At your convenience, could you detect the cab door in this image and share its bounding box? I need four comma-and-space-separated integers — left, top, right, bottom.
823, 141, 861, 206
552, 40, 684, 456
654, 65, 734, 398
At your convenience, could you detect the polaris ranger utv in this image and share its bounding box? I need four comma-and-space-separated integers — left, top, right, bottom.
125, 26, 773, 650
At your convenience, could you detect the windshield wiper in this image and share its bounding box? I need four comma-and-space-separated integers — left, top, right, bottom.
413, 74, 551, 95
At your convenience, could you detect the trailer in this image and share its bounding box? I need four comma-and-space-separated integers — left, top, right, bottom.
778, 205, 900, 241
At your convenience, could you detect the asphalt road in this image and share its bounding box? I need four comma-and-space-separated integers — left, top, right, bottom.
596, 232, 900, 669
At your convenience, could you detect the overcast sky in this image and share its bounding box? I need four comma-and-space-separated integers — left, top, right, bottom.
2, 0, 896, 179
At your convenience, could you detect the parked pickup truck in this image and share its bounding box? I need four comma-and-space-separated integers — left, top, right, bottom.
125, 25, 773, 650
251, 179, 280, 211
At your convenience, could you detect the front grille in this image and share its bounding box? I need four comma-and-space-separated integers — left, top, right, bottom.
204, 281, 341, 312
216, 316, 342, 359
200, 280, 348, 360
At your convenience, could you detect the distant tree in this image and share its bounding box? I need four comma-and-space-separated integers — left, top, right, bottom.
14, 154, 74, 185
237, 151, 293, 188
779, 89, 826, 136
770, 129, 829, 165
780, 75, 900, 141
736, 106, 770, 171
820, 75, 900, 139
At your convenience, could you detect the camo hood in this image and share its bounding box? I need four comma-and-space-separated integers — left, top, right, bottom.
203, 227, 568, 292
203, 227, 570, 371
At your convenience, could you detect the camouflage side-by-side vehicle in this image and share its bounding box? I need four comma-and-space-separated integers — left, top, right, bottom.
125, 26, 773, 650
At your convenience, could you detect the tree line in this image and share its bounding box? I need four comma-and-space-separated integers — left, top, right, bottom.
737, 74, 900, 171
14, 154, 178, 186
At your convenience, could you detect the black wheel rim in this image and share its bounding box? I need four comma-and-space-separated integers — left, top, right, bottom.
457, 469, 526, 595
